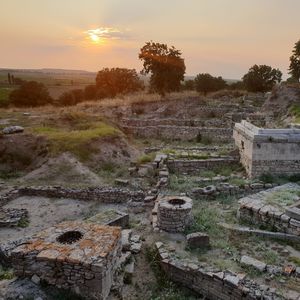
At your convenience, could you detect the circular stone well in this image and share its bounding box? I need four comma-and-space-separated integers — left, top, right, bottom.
157, 196, 193, 233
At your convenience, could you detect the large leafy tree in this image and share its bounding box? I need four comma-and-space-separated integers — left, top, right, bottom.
289, 39, 300, 82
95, 68, 143, 98
242, 65, 282, 92
139, 41, 186, 96
9, 81, 52, 107
194, 73, 227, 95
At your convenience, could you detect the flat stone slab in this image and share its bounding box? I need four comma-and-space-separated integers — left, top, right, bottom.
285, 200, 300, 221
240, 255, 266, 272
86, 209, 129, 228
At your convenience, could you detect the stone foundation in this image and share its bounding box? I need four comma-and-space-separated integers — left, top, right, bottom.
167, 157, 239, 175
0, 186, 145, 206
234, 120, 300, 178
11, 221, 122, 300
238, 184, 300, 236
157, 196, 193, 232
122, 125, 233, 143
155, 242, 294, 300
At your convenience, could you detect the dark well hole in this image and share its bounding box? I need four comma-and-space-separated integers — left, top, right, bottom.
57, 231, 83, 244
168, 199, 186, 206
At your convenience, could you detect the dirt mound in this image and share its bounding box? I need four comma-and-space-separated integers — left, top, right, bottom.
263, 84, 300, 121
21, 153, 103, 186
0, 133, 48, 173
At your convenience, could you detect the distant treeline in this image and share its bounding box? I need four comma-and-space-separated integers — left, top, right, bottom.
3, 38, 300, 107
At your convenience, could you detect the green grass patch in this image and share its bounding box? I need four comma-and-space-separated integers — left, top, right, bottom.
265, 189, 300, 207
0, 87, 13, 107
290, 104, 300, 123
186, 206, 221, 235
31, 122, 120, 160
263, 250, 279, 265
288, 256, 300, 266
0, 267, 14, 280
136, 153, 155, 165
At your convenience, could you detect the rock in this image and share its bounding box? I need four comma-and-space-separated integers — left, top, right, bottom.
121, 229, 132, 251
186, 232, 210, 249
295, 267, 300, 278
240, 255, 266, 272
124, 261, 134, 284
203, 185, 216, 195
224, 274, 240, 287
115, 179, 129, 186
130, 235, 140, 243
31, 274, 40, 285
130, 242, 142, 254
2, 126, 24, 134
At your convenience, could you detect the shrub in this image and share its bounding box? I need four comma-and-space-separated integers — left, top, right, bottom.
96, 68, 144, 98
242, 65, 282, 92
194, 73, 227, 95
9, 81, 52, 107
58, 89, 84, 106
84, 84, 97, 100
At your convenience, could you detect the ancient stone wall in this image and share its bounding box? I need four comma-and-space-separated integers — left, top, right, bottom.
0, 186, 145, 206
234, 120, 300, 178
167, 157, 239, 175
11, 222, 122, 300
122, 125, 233, 142
238, 184, 300, 236
155, 242, 288, 300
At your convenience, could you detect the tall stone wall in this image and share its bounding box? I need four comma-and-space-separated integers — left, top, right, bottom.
123, 126, 233, 142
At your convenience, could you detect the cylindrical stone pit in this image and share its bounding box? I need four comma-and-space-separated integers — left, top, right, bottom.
157, 196, 193, 233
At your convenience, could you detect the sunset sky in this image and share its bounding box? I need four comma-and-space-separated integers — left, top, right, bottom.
1, 0, 299, 79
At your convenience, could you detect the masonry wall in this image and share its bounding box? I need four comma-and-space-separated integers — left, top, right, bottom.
167, 157, 239, 175
122, 126, 233, 142
155, 242, 283, 300
233, 122, 300, 178
0, 186, 145, 205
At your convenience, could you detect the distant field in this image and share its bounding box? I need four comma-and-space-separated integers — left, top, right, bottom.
0, 69, 96, 86
47, 84, 89, 99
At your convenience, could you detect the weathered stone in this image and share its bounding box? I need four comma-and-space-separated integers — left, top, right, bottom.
240, 255, 266, 272
186, 232, 210, 249
2, 125, 24, 134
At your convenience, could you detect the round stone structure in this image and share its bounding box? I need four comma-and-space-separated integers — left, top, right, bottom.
157, 196, 193, 232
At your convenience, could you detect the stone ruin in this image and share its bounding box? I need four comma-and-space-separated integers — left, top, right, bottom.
157, 196, 193, 233
234, 120, 300, 178
11, 221, 122, 300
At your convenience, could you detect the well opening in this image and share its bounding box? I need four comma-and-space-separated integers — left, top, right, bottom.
168, 198, 186, 206
57, 230, 83, 244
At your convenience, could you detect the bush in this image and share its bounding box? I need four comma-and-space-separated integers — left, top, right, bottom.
194, 73, 227, 95
9, 81, 52, 107
84, 84, 97, 100
242, 65, 282, 92
58, 89, 84, 106
96, 68, 144, 98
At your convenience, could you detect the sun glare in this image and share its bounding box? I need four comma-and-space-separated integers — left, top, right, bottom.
86, 27, 121, 45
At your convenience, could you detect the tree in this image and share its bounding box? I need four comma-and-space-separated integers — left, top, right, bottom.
84, 84, 97, 100
289, 39, 300, 82
95, 68, 144, 98
139, 41, 186, 96
182, 79, 195, 91
7, 73, 11, 85
194, 73, 227, 95
242, 65, 282, 92
58, 89, 84, 106
9, 81, 52, 107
